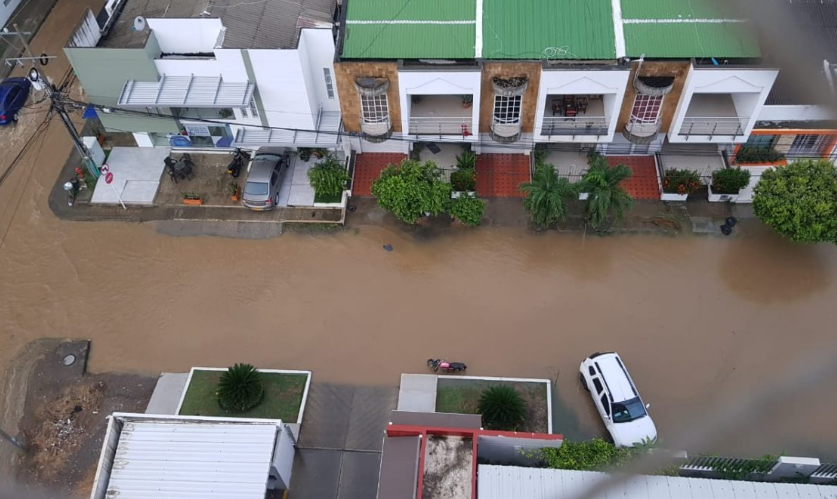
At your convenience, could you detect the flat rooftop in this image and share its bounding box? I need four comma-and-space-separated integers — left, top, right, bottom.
423, 435, 473, 499
99, 0, 336, 49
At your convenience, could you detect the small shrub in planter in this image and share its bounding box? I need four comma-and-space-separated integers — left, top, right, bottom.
450, 195, 484, 226
456, 150, 476, 170
298, 148, 313, 162
217, 363, 265, 413
733, 145, 785, 164
308, 156, 349, 199
450, 169, 477, 192
477, 385, 525, 430
711, 167, 751, 194
663, 168, 701, 195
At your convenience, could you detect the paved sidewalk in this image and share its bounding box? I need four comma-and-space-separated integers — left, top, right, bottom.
397, 374, 437, 412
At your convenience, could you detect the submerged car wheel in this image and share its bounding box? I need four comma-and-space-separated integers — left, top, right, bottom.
579, 372, 589, 391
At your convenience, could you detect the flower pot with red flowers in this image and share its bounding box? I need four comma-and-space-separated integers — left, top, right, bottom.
661, 168, 701, 201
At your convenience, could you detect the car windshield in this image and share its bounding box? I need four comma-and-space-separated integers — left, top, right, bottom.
244, 181, 269, 196
254, 153, 283, 163
611, 397, 647, 423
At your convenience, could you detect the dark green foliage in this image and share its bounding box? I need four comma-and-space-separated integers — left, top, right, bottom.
455, 150, 476, 170
753, 159, 837, 243
582, 154, 633, 229
539, 438, 656, 471
217, 363, 265, 413
371, 159, 452, 224
734, 145, 785, 164
450, 195, 485, 226
520, 162, 578, 229
307, 156, 349, 198
451, 169, 477, 191
477, 385, 526, 430
662, 168, 701, 195
711, 167, 751, 194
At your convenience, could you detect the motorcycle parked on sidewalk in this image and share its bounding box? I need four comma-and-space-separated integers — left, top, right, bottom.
428, 358, 467, 373
226, 148, 250, 178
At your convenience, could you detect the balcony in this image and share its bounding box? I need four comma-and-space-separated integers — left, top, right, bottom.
408, 95, 474, 137
624, 116, 661, 144
678, 93, 750, 139
541, 95, 608, 137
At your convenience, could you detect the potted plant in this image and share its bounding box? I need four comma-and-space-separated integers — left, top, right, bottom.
181, 191, 203, 205
733, 145, 786, 166
229, 182, 241, 202
462, 94, 473, 109
450, 169, 477, 197
455, 150, 476, 170
308, 156, 350, 204
312, 148, 328, 159
450, 195, 485, 226
709, 167, 751, 202
218, 108, 234, 119
662, 168, 701, 201
298, 148, 313, 162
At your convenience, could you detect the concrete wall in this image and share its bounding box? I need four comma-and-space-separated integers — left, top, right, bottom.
479, 62, 541, 134
247, 49, 318, 129
270, 425, 295, 490
534, 68, 630, 143
89, 417, 122, 499
668, 66, 778, 143
617, 61, 691, 136
146, 18, 223, 54
758, 104, 836, 122
397, 69, 482, 141
0, 0, 23, 28
298, 30, 340, 113
334, 61, 402, 133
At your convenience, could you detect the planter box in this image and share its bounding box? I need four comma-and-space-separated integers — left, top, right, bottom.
661, 192, 689, 202
451, 191, 476, 199
578, 192, 589, 200
182, 198, 203, 205
707, 184, 740, 203
313, 190, 349, 209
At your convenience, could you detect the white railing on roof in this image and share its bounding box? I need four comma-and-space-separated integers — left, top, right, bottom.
679, 116, 747, 137
409, 117, 473, 136
118, 75, 255, 108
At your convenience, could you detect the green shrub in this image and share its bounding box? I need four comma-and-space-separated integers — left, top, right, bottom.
662, 168, 701, 195
455, 150, 476, 170
520, 162, 578, 229
450, 195, 485, 226
539, 438, 656, 471
753, 159, 837, 243
734, 145, 785, 164
298, 148, 313, 162
711, 167, 751, 194
477, 385, 526, 430
307, 156, 349, 198
217, 364, 265, 413
581, 160, 633, 229
451, 169, 477, 191
371, 159, 451, 224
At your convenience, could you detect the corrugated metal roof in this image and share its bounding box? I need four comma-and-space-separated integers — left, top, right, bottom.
623, 23, 761, 58
106, 420, 277, 499
478, 465, 837, 499
118, 75, 255, 107
346, 0, 475, 21
342, 24, 476, 59
481, 0, 615, 60
620, 0, 732, 20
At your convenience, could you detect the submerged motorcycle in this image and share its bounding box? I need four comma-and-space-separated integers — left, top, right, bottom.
427, 358, 467, 373
226, 148, 251, 178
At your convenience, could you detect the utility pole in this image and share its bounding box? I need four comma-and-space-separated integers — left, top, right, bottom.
0, 24, 56, 69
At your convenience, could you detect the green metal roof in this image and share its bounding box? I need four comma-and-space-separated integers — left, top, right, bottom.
481, 0, 615, 60
339, 0, 760, 60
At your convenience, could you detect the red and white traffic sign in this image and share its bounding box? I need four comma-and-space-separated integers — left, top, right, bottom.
104, 172, 114, 184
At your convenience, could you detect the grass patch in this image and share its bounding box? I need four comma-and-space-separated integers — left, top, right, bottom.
435, 378, 549, 433
314, 191, 342, 204
179, 369, 307, 421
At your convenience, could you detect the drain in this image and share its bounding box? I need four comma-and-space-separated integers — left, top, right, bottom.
62, 354, 76, 366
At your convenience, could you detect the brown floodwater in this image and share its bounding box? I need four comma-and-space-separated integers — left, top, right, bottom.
1, 102, 837, 463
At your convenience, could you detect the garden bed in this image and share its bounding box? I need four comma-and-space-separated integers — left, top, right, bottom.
177, 367, 310, 422
435, 377, 550, 433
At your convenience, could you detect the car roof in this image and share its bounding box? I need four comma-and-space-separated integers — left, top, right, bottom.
593, 353, 639, 403
246, 159, 276, 182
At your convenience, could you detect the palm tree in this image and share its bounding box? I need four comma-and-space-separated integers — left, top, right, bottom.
581, 160, 633, 230
217, 363, 265, 413
478, 385, 526, 430
520, 162, 578, 229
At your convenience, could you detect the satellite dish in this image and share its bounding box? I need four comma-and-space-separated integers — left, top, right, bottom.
132, 16, 147, 31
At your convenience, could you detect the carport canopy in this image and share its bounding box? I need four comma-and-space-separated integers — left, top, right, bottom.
118, 75, 255, 108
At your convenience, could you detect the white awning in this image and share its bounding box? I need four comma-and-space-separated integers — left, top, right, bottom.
118, 75, 255, 108
233, 111, 343, 148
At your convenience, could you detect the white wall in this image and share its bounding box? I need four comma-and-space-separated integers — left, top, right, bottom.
247, 49, 317, 129
758, 104, 836, 122
298, 30, 340, 113
397, 69, 482, 141
146, 18, 223, 54
669, 66, 779, 144
0, 0, 23, 28
534, 69, 630, 143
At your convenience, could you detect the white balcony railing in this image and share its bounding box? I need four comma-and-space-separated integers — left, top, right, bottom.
679, 117, 747, 137
541, 116, 609, 136
360, 119, 391, 138
625, 116, 661, 138
408, 117, 473, 136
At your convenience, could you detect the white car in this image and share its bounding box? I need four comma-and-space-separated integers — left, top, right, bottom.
579, 352, 657, 448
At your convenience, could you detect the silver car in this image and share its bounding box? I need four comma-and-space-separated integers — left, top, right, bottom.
242, 148, 289, 211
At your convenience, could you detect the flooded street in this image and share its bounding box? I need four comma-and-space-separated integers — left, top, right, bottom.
2, 156, 837, 461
